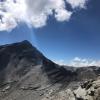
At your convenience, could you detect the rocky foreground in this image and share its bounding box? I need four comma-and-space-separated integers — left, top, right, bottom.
42, 78, 100, 100
0, 40, 100, 100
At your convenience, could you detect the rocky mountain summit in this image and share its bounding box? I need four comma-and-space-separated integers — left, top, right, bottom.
0, 40, 100, 100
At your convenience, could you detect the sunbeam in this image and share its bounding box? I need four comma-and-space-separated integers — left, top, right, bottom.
29, 27, 38, 47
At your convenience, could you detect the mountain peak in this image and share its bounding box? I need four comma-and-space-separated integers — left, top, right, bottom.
0, 41, 100, 100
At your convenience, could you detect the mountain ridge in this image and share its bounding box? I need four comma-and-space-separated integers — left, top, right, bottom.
0, 40, 100, 100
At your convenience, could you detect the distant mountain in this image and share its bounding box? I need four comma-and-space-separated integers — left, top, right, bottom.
0, 40, 100, 100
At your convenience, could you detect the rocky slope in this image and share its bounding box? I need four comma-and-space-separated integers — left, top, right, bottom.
42, 77, 100, 100
0, 40, 100, 100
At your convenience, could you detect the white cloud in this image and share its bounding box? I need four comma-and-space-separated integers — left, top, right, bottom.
0, 11, 17, 31
69, 57, 100, 67
55, 8, 72, 21
55, 57, 100, 67
0, 0, 89, 31
66, 0, 88, 9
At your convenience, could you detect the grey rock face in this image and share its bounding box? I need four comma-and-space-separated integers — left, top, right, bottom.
42, 78, 100, 100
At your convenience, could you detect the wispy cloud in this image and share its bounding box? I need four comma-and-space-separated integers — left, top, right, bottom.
54, 59, 67, 65
0, 0, 89, 31
55, 57, 100, 67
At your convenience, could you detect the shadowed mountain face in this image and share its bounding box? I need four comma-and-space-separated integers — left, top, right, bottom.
0, 40, 76, 85
0, 40, 45, 84
0, 40, 100, 100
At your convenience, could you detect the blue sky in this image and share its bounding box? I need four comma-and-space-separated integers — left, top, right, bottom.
35, 0, 100, 61
0, 0, 100, 64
